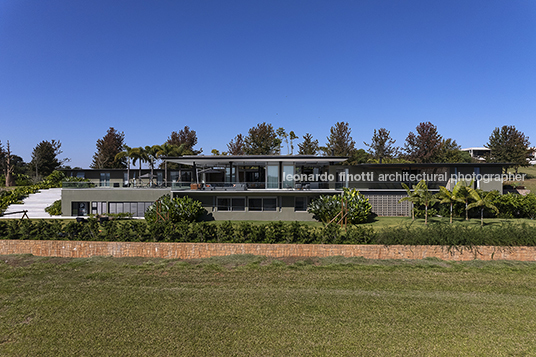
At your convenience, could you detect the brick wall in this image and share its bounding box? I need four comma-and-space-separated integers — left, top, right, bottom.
2, 240, 536, 261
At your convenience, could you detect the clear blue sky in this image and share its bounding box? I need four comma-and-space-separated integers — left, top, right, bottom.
1, 0, 535, 168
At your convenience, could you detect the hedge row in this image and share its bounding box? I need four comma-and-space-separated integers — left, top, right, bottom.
1, 219, 536, 247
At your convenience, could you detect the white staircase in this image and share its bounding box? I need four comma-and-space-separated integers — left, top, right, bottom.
1, 188, 63, 219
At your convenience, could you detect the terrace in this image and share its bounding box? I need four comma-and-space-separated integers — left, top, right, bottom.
164, 155, 348, 192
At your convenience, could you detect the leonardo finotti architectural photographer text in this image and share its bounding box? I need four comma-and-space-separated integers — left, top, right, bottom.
284, 172, 526, 183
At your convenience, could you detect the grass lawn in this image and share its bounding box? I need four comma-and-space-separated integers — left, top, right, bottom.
2, 255, 536, 356
514, 165, 536, 193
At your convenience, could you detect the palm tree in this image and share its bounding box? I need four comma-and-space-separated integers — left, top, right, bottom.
467, 188, 499, 226
454, 180, 474, 221
414, 180, 438, 225
114, 145, 133, 186
399, 183, 420, 221
436, 182, 464, 224
130, 147, 147, 185
155, 143, 187, 185
144, 145, 162, 186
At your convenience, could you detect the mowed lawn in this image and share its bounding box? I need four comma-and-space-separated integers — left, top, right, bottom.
2, 255, 536, 356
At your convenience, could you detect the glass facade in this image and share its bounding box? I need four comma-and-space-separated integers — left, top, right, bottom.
266, 165, 279, 189
283, 165, 295, 189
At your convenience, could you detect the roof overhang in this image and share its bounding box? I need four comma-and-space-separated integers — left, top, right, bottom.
164, 155, 348, 167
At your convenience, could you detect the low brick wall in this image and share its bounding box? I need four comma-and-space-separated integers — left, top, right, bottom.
1, 240, 536, 261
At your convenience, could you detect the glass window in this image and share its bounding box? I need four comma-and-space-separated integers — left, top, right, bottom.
181, 171, 192, 182
231, 198, 245, 211
217, 198, 230, 211
170, 171, 180, 182
283, 165, 295, 188
266, 165, 279, 189
263, 198, 277, 211
295, 197, 307, 212
100, 172, 110, 187
249, 198, 263, 211
72, 202, 89, 216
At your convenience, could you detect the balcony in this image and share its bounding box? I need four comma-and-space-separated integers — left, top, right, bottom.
170, 181, 332, 191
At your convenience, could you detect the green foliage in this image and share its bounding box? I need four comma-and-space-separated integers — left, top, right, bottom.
486, 125, 531, 171
323, 122, 356, 157
3, 219, 536, 247
467, 189, 500, 226
144, 194, 207, 224
298, 133, 319, 155
308, 188, 372, 224
364, 128, 399, 161
307, 195, 341, 224
243, 122, 280, 155
91, 127, 126, 169
45, 200, 62, 216
493, 193, 536, 219
29, 139, 65, 178
399, 180, 438, 224
403, 122, 442, 163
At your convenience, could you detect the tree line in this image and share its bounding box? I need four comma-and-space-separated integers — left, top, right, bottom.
1, 122, 532, 187
88, 122, 532, 172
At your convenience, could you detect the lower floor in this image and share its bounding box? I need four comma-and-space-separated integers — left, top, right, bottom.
62, 188, 413, 219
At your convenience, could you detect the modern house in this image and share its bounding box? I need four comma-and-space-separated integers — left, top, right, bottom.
61, 155, 505, 220
461, 147, 491, 161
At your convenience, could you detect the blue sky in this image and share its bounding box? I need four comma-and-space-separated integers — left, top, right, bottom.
1, 0, 535, 168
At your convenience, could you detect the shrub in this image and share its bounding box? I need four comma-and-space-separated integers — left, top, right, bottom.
144, 194, 207, 223
45, 200, 62, 216
308, 188, 372, 224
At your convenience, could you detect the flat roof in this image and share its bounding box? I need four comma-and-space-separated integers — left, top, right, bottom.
164, 155, 348, 166
356, 162, 508, 168
461, 147, 490, 151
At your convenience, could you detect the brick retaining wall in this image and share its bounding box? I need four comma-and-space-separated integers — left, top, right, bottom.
2, 240, 536, 261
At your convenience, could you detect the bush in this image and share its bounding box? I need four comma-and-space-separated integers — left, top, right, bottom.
144, 194, 207, 224
308, 188, 372, 224
3, 219, 536, 247
45, 200, 62, 216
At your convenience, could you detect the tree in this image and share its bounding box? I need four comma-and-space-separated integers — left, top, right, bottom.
454, 180, 474, 221
227, 134, 245, 155
154, 143, 190, 183
0, 141, 5, 181
244, 123, 280, 155
298, 133, 319, 155
115, 145, 135, 186
276, 127, 287, 154
29, 140, 66, 179
289, 131, 298, 155
436, 138, 472, 163
167, 126, 202, 155
486, 125, 531, 172
144, 145, 161, 186
130, 147, 147, 180
364, 128, 399, 162
403, 122, 442, 163
276, 128, 299, 155
323, 122, 356, 157
414, 180, 439, 225
400, 180, 438, 224
91, 127, 126, 169
399, 183, 420, 221
4, 141, 15, 187
467, 188, 499, 226
436, 182, 465, 224
346, 149, 371, 165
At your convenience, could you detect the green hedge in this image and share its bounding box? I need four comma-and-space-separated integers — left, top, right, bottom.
1, 219, 536, 246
